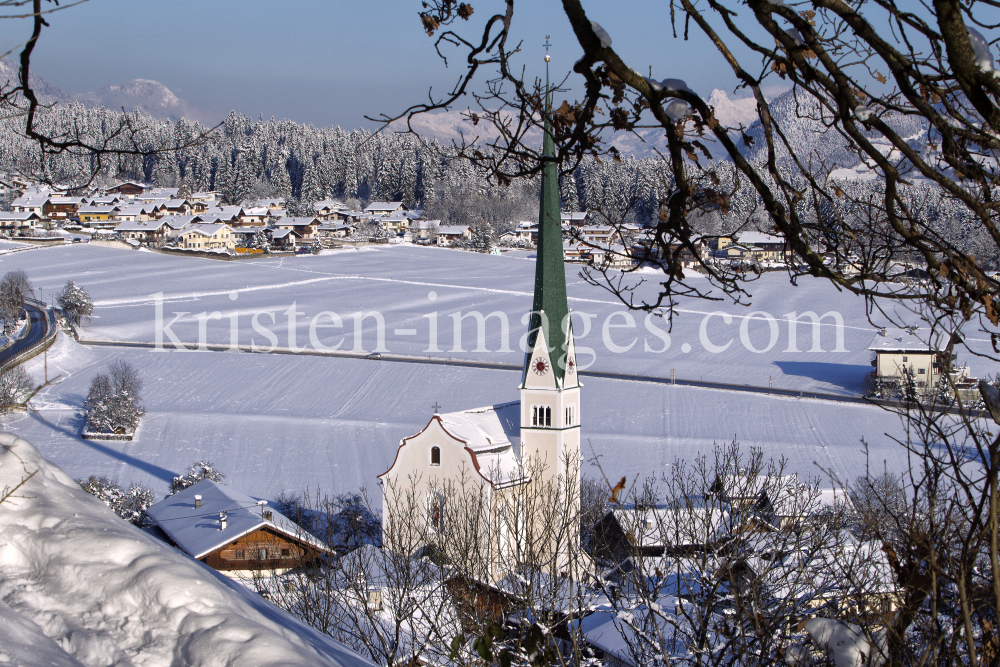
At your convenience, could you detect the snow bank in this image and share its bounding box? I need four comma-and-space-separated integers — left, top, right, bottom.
0, 432, 373, 667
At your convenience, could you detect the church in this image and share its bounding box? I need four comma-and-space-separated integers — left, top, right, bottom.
378, 76, 584, 581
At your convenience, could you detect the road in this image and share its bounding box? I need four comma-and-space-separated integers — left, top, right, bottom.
0, 302, 54, 371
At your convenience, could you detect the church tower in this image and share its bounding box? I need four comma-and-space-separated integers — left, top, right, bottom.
519, 52, 582, 569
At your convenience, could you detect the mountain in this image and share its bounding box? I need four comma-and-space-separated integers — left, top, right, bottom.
0, 57, 72, 105
73, 78, 192, 121
0, 57, 205, 122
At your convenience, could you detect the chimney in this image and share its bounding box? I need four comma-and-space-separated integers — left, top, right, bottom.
219, 511, 227, 531
194, 495, 202, 509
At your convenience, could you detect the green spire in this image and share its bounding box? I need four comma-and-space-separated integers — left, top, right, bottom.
527, 56, 570, 384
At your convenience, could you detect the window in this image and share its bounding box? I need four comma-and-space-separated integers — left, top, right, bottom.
430, 446, 440, 466
917, 368, 925, 374
545, 406, 551, 427
236, 550, 244, 559
902, 356, 908, 362
281, 548, 291, 557
532, 405, 539, 426
259, 549, 267, 560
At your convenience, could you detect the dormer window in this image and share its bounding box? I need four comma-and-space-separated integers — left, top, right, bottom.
430, 446, 441, 466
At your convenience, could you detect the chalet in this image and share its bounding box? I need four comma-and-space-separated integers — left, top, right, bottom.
11, 192, 48, 215
267, 226, 300, 250
200, 206, 244, 225
106, 181, 146, 196
868, 327, 952, 392
313, 200, 347, 221
114, 219, 170, 243
273, 216, 320, 238
162, 215, 203, 236
515, 221, 538, 244
561, 211, 588, 227
436, 224, 471, 246
145, 480, 326, 574
189, 191, 221, 203
317, 223, 354, 238
78, 206, 121, 229
161, 199, 193, 216
735, 231, 789, 263
87, 196, 121, 207
142, 187, 179, 199
409, 219, 440, 240
254, 198, 285, 210
43, 196, 85, 222
0, 211, 43, 235
578, 225, 618, 245
239, 206, 268, 226
382, 212, 410, 234
179, 223, 235, 250
364, 201, 404, 216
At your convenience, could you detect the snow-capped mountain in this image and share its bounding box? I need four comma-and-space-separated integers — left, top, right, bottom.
73, 78, 191, 120
0, 57, 201, 122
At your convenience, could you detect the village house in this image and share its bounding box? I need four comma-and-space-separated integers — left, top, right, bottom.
42, 195, 85, 222
364, 201, 405, 217
200, 206, 245, 226
382, 211, 410, 234
145, 480, 326, 575
239, 206, 268, 226
161, 199, 193, 216
735, 231, 789, 263
105, 181, 146, 196
577, 225, 619, 246
179, 223, 235, 250
313, 200, 347, 221
273, 216, 320, 239
561, 211, 588, 227
114, 219, 170, 243
267, 227, 300, 250
11, 191, 48, 215
435, 225, 472, 246
0, 211, 43, 236
868, 327, 943, 392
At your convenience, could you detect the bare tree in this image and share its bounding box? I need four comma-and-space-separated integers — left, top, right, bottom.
0, 365, 33, 413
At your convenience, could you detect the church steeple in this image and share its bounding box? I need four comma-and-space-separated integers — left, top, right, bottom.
526, 54, 571, 386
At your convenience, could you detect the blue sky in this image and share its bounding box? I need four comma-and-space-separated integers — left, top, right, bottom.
3, 0, 775, 129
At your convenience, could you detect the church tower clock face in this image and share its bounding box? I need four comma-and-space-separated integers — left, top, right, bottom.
532, 357, 549, 375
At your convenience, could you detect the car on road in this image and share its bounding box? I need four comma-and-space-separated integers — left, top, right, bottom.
365, 352, 382, 360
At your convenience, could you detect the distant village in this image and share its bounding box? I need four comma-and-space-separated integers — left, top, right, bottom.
0, 176, 800, 271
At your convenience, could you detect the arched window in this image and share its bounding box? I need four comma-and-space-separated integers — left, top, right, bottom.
430, 446, 440, 466
545, 406, 552, 427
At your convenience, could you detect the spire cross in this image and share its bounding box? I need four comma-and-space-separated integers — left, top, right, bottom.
544, 36, 551, 53
432, 401, 442, 413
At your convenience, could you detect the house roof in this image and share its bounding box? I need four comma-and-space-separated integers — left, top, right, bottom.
275, 216, 319, 226
115, 219, 167, 232
0, 211, 41, 221
145, 479, 326, 560
736, 231, 785, 246
161, 215, 202, 229
436, 225, 469, 235
183, 223, 232, 237
364, 201, 403, 212
867, 327, 943, 353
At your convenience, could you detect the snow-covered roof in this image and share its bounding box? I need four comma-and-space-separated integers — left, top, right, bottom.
0, 211, 41, 221
275, 216, 319, 226
867, 327, 942, 353
607, 502, 733, 548
115, 219, 166, 232
736, 231, 785, 246
146, 479, 326, 560
437, 402, 525, 486
364, 201, 403, 212
161, 214, 201, 229
183, 223, 232, 237
268, 227, 300, 239
436, 225, 470, 235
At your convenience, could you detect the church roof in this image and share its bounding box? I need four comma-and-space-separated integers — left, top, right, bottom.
437, 402, 526, 486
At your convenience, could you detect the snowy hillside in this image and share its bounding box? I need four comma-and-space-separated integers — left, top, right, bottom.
0, 432, 373, 667
0, 57, 72, 106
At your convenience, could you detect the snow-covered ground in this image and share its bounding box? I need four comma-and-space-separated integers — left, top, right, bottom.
0, 432, 373, 667
0, 244, 985, 503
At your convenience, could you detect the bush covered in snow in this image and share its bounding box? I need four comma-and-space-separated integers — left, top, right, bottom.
170, 460, 226, 495
84, 359, 145, 435
0, 366, 34, 414
76, 475, 156, 527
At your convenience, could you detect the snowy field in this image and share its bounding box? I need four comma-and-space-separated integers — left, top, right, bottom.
2, 243, 994, 393
0, 243, 986, 503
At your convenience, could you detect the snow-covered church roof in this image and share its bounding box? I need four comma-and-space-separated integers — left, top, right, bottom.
437, 401, 526, 486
